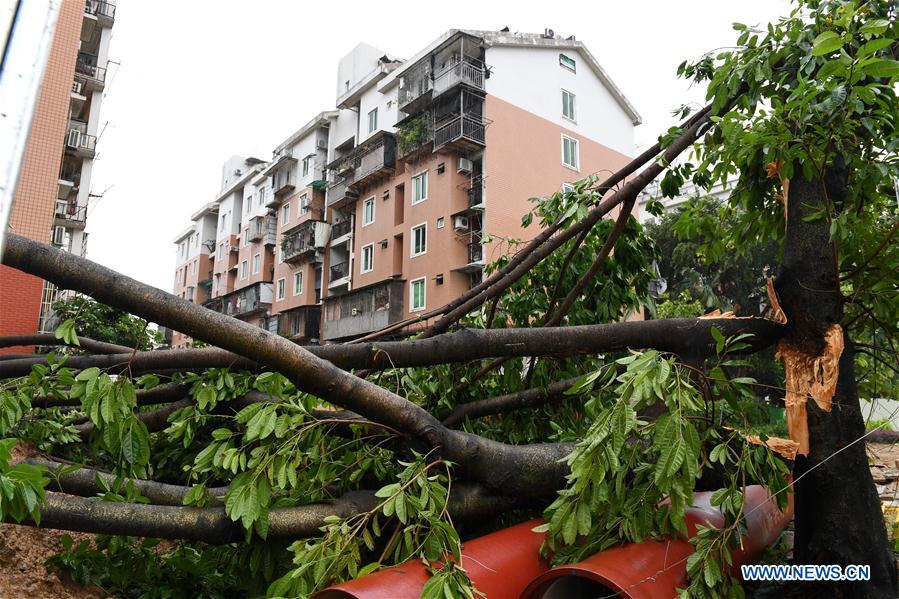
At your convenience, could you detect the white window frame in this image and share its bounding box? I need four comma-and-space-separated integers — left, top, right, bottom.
360, 243, 374, 273
282, 203, 290, 225
252, 253, 261, 274
276, 278, 286, 300
239, 260, 248, 280
302, 157, 310, 177
411, 171, 428, 205
411, 222, 427, 257
368, 108, 378, 134
562, 135, 579, 171
560, 53, 576, 72
410, 277, 426, 312
562, 89, 576, 122
362, 196, 375, 226
293, 271, 303, 296
299, 193, 311, 215
562, 182, 575, 194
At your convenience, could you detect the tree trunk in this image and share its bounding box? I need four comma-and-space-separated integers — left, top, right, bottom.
776, 165, 896, 597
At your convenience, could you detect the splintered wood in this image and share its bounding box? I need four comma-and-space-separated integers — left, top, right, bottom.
776, 324, 845, 456
746, 434, 801, 460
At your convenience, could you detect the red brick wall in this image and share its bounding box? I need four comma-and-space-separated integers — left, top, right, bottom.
1, 0, 83, 351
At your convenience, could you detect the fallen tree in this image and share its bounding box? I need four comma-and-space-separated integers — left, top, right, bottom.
1, 2, 897, 597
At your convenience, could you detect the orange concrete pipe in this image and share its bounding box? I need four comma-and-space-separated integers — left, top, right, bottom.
313, 519, 549, 599
520, 484, 793, 599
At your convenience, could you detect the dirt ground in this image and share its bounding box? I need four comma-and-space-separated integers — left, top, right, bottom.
1, 441, 898, 598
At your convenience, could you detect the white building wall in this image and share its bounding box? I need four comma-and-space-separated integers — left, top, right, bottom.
328, 109, 358, 160
336, 42, 387, 99
216, 191, 242, 239
484, 46, 635, 156
357, 85, 398, 143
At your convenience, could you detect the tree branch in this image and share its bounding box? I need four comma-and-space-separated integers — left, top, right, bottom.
442, 376, 584, 428
7, 484, 519, 544
0, 334, 134, 354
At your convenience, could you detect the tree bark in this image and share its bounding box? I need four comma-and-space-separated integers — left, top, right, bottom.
775, 167, 896, 597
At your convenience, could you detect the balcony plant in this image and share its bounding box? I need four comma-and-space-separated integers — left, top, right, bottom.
396, 116, 427, 155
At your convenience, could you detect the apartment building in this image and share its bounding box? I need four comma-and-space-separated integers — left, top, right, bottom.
0, 0, 115, 346
172, 28, 640, 346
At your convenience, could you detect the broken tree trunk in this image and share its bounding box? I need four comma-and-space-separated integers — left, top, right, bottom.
775, 163, 896, 597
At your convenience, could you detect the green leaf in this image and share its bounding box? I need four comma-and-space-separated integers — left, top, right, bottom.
860, 19, 891, 36
862, 59, 899, 79
811, 31, 843, 56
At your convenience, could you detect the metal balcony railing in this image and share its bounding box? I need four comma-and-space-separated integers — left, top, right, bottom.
351, 135, 395, 189
55, 204, 87, 223
282, 221, 323, 262
398, 63, 433, 110
326, 177, 357, 206
84, 0, 116, 21
330, 261, 349, 281
434, 115, 486, 149
330, 219, 352, 240
75, 52, 106, 84
432, 59, 485, 97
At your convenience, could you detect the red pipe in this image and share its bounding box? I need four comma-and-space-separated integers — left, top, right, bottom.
313, 519, 549, 599
520, 485, 793, 599
315, 485, 792, 599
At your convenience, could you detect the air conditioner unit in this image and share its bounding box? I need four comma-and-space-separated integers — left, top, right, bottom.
229, 245, 240, 253
316, 139, 328, 151
67, 129, 81, 148
457, 157, 473, 174
543, 28, 555, 39
351, 307, 359, 316
453, 215, 470, 231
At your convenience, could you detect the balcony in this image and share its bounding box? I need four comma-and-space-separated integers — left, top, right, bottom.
326, 177, 358, 209
348, 133, 396, 192
84, 1, 115, 27
246, 215, 276, 245
396, 113, 434, 162
277, 305, 321, 342
282, 220, 328, 263
74, 52, 106, 91
329, 260, 350, 285
54, 203, 87, 229
270, 157, 298, 201
322, 279, 405, 341
330, 218, 352, 242
433, 115, 486, 153
432, 59, 485, 98
398, 62, 433, 114
468, 181, 484, 208
65, 120, 96, 158
453, 241, 485, 273
207, 282, 273, 318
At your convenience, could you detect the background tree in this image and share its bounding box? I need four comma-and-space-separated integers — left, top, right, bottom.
50, 296, 162, 351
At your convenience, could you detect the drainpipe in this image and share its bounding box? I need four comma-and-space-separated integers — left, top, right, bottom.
315, 485, 792, 599
313, 519, 549, 599
521, 485, 793, 599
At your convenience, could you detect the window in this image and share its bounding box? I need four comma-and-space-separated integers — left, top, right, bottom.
220, 214, 226, 229
436, 217, 445, 229
361, 243, 374, 273
282, 203, 290, 225
562, 90, 576, 121
252, 253, 261, 274
562, 135, 579, 170
217, 243, 224, 261
302, 157, 310, 177
560, 53, 576, 72
412, 171, 428, 204
258, 189, 265, 207
240, 260, 248, 279
410, 277, 426, 311
368, 108, 378, 134
191, 260, 197, 275
276, 278, 286, 300
562, 182, 575, 194
299, 193, 311, 215
293, 271, 303, 295
362, 196, 375, 226
411, 223, 427, 257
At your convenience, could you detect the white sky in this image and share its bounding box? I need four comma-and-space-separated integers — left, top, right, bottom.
84, 0, 791, 292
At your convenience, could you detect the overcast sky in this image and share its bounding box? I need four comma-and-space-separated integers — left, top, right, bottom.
84, 0, 791, 292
